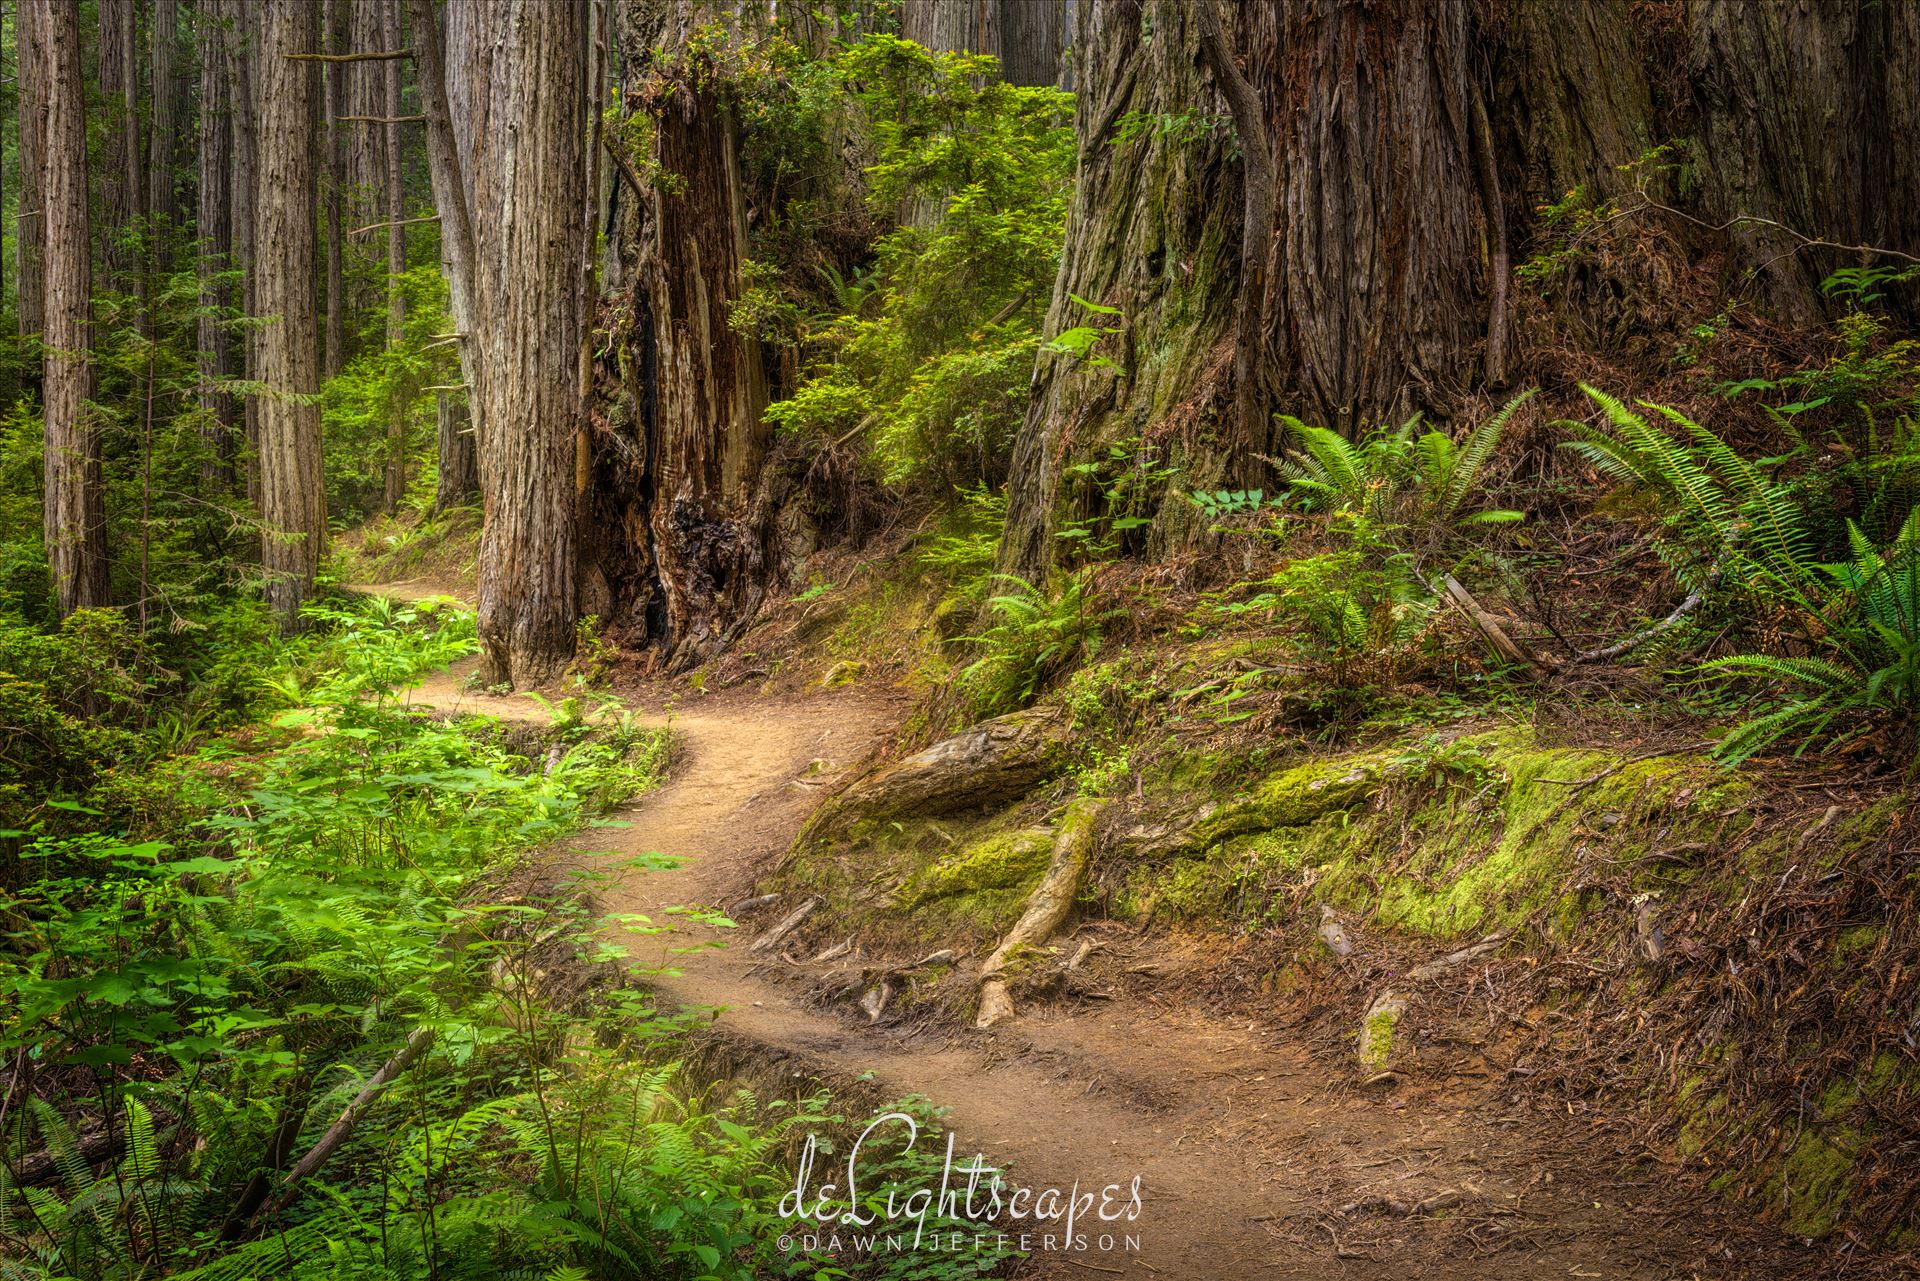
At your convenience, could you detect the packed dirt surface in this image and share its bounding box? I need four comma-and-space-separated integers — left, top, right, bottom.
371, 583, 1833, 1281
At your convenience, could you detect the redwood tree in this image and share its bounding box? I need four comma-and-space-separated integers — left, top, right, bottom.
32, 0, 108, 615
16, 2, 44, 341
254, 0, 326, 626
417, 0, 588, 685
197, 0, 237, 493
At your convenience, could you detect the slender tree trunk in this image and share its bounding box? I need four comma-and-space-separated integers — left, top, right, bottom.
430, 0, 586, 686
226, 0, 262, 512
433, 390, 476, 511
323, 0, 347, 376
254, 0, 326, 627
197, 0, 236, 494
380, 0, 408, 513
33, 0, 108, 615
148, 0, 178, 270
99, 0, 142, 286
17, 0, 44, 341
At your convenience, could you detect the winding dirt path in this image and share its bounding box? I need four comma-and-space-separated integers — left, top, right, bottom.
376, 584, 1811, 1281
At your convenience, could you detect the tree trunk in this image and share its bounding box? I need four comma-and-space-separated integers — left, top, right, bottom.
17, 0, 44, 340
197, 0, 236, 494
225, 0, 262, 513
98, 0, 142, 286
380, 0, 407, 513
1688, 0, 1920, 324
33, 0, 108, 615
323, 0, 348, 377
433, 390, 476, 511
148, 0, 179, 267
591, 0, 770, 667
254, 0, 326, 627
1000, 0, 1241, 583
436, 0, 587, 686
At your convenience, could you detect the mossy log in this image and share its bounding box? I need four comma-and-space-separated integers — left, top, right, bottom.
803, 708, 1068, 843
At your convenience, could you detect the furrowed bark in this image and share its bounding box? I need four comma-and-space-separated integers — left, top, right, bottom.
455, 0, 588, 687
380, 0, 408, 513
197, 2, 238, 494
34, 0, 108, 616
16, 0, 44, 341
254, 0, 327, 627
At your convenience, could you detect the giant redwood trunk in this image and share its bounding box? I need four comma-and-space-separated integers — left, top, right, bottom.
585, 0, 771, 667
98, 0, 142, 287
1000, 0, 1241, 583
1002, 0, 1920, 584
426, 0, 588, 686
254, 0, 326, 627
225, 0, 262, 513
33, 0, 108, 616
16, 4, 44, 342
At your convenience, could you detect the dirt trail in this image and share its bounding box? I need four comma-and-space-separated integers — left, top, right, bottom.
376, 587, 1794, 1281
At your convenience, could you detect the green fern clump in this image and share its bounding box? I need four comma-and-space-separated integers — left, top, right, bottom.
954, 570, 1114, 719
1271, 389, 1532, 534
1562, 387, 1920, 767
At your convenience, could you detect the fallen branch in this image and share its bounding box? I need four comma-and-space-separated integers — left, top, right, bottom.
1408, 933, 1507, 981
337, 113, 424, 124
1441, 575, 1551, 674
349, 212, 440, 238
253, 1026, 435, 1228
977, 801, 1101, 1028
289, 49, 412, 63
1572, 550, 1732, 664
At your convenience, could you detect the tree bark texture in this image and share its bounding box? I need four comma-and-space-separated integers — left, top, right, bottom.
33, 0, 109, 616
148, 0, 179, 263
433, 390, 477, 511
324, 0, 348, 376
1002, 0, 1920, 583
380, 0, 408, 513
17, 0, 44, 340
1000, 0, 1241, 583
1688, 0, 1920, 324
441, 0, 588, 686
98, 0, 142, 285
254, 0, 327, 627
197, 1, 237, 494
586, 0, 771, 668
224, 0, 262, 512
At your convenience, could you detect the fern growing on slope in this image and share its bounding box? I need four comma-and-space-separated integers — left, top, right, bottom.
1563, 387, 1920, 767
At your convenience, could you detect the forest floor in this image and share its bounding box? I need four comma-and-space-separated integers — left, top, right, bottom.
368, 578, 1828, 1281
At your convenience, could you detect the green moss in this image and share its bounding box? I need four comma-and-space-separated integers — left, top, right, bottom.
900, 828, 1053, 907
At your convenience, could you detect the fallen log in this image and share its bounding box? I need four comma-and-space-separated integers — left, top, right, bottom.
976, 800, 1102, 1028
252, 1026, 435, 1230
801, 708, 1068, 844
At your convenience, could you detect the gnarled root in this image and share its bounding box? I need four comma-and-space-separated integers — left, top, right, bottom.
976, 799, 1102, 1029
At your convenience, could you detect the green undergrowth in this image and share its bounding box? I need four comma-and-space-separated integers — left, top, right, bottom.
0, 598, 902, 1280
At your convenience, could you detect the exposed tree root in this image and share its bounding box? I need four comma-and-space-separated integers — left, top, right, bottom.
976, 799, 1103, 1029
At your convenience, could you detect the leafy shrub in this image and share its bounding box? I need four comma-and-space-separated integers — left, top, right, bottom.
762, 35, 1073, 490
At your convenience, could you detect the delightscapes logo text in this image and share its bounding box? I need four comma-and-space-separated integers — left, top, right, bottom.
775, 1111, 1144, 1257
